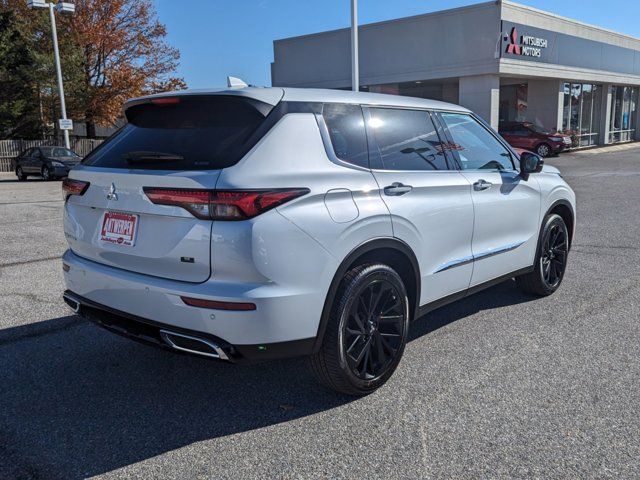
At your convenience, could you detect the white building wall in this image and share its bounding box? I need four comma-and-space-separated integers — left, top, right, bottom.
459, 75, 500, 129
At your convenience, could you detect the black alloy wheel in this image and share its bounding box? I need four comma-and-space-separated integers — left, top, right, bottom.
540, 221, 568, 289
16, 166, 26, 181
42, 166, 52, 181
516, 213, 569, 296
341, 278, 405, 380
311, 263, 410, 396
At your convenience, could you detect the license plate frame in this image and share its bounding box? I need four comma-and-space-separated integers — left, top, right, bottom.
100, 211, 139, 247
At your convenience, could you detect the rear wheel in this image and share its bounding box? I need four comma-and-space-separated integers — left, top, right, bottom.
311, 264, 410, 396
516, 213, 569, 296
535, 143, 552, 158
16, 167, 27, 181
41, 166, 53, 181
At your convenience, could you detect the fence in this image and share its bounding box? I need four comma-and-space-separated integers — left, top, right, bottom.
0, 138, 104, 172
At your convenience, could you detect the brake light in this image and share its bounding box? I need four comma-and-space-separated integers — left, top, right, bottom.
151, 97, 180, 106
143, 188, 309, 220
62, 178, 89, 200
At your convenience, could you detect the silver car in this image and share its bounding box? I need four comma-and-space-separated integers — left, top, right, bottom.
62, 87, 575, 395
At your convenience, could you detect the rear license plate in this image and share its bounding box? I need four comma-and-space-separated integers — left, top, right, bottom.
100, 212, 139, 247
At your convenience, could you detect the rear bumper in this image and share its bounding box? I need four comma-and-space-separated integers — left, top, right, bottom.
63, 290, 314, 363
62, 249, 322, 360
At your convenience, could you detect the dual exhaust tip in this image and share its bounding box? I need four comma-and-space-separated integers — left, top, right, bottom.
63, 292, 229, 361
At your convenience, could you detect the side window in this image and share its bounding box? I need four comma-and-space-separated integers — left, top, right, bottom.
439, 113, 514, 171
32, 149, 42, 158
322, 103, 368, 168
368, 108, 449, 171
21, 148, 33, 157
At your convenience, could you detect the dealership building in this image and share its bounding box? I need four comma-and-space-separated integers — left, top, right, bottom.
271, 0, 640, 147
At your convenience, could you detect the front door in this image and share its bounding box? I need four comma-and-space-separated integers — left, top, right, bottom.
437, 112, 541, 287
365, 106, 474, 306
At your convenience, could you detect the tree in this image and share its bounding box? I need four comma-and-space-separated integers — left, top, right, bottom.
0, 10, 44, 138
0, 0, 186, 139
64, 0, 186, 137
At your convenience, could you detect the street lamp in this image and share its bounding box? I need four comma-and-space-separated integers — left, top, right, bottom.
27, 0, 75, 149
350, 0, 359, 92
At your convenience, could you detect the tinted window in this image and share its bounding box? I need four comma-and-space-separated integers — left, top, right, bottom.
322, 103, 368, 168
439, 113, 514, 171
368, 108, 449, 171
82, 96, 271, 170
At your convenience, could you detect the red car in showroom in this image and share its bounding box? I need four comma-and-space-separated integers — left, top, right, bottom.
499, 122, 572, 158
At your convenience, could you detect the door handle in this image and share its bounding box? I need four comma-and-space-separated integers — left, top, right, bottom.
473, 179, 493, 191
384, 182, 413, 196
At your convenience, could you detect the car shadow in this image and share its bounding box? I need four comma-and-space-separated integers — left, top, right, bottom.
0, 280, 534, 478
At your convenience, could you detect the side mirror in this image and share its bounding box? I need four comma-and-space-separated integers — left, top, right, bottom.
519, 151, 544, 176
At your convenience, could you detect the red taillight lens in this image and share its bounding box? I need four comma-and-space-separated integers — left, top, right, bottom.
181, 296, 256, 311
143, 188, 309, 220
62, 178, 90, 200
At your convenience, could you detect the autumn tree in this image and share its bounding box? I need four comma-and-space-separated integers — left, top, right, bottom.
0, 0, 185, 139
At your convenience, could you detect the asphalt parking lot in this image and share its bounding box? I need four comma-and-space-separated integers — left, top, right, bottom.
0, 145, 639, 479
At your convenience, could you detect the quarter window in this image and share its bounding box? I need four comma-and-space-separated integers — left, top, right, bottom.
368, 108, 449, 171
322, 103, 368, 168
439, 113, 514, 171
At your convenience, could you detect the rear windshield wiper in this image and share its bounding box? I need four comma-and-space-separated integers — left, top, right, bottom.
123, 151, 184, 163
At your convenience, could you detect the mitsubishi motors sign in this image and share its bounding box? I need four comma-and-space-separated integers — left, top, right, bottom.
505, 26, 548, 58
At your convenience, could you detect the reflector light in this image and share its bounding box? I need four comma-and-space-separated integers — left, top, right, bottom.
62, 178, 90, 199
151, 97, 181, 106
180, 296, 256, 311
143, 187, 309, 220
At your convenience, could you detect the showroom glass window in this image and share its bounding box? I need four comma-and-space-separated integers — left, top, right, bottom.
609, 86, 638, 143
562, 82, 602, 148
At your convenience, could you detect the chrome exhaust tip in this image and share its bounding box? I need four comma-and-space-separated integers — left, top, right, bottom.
63, 293, 81, 313
160, 330, 229, 361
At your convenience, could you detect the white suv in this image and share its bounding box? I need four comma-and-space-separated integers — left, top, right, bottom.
62, 87, 575, 395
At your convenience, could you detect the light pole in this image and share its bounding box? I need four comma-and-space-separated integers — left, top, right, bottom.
27, 0, 75, 149
350, 0, 359, 92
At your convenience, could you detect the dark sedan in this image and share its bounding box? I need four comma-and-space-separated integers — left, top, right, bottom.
14, 146, 82, 181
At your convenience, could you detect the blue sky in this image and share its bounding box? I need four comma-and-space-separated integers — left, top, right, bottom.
154, 0, 640, 89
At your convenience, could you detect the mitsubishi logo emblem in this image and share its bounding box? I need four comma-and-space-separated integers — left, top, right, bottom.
107, 183, 118, 201
505, 27, 521, 55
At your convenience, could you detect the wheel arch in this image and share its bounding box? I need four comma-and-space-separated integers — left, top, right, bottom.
312, 237, 421, 353
546, 199, 575, 249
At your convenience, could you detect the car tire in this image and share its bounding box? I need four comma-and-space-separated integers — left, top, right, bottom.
535, 143, 552, 158
516, 213, 569, 296
16, 167, 27, 181
310, 263, 410, 396
41, 166, 53, 181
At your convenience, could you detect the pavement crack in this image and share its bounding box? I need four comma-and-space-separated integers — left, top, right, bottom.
0, 256, 62, 269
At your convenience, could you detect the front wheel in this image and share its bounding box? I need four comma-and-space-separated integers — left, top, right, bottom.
16, 166, 27, 181
536, 143, 552, 158
516, 213, 569, 296
311, 264, 410, 396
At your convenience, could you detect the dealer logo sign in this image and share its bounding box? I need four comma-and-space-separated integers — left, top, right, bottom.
505, 27, 548, 58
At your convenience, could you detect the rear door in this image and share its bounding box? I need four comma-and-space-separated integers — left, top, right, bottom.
437, 112, 541, 287
365, 106, 474, 305
65, 95, 276, 283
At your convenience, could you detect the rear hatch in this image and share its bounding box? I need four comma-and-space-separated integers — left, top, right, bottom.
64, 92, 280, 282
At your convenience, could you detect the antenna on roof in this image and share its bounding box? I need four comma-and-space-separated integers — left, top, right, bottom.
227, 76, 249, 89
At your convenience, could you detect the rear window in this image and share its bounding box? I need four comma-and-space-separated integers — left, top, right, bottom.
82, 96, 271, 170
322, 103, 368, 168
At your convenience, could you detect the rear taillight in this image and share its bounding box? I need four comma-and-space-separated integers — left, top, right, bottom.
143, 188, 309, 220
62, 178, 90, 200
180, 296, 256, 311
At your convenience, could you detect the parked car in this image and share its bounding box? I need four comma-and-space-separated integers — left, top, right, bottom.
61, 87, 575, 395
14, 146, 82, 181
499, 121, 572, 157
